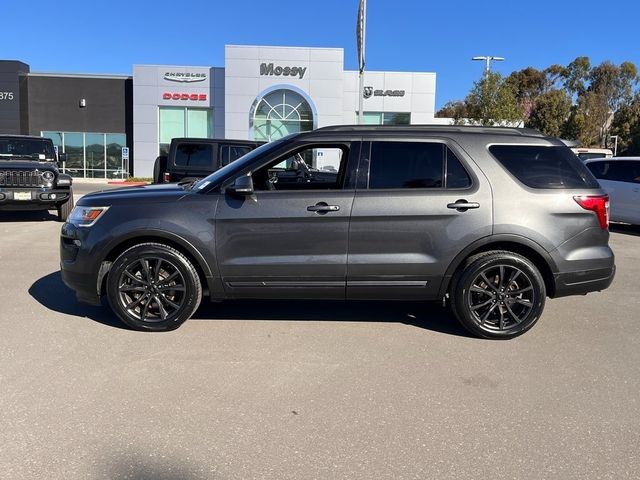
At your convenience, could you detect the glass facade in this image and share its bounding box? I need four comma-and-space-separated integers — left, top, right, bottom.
42, 131, 127, 179
159, 107, 213, 156
361, 112, 411, 125
252, 89, 314, 142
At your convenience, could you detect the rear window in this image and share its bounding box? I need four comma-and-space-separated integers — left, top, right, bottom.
489, 145, 599, 189
174, 143, 213, 168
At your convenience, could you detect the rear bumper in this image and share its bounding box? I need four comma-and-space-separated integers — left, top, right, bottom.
552, 265, 615, 298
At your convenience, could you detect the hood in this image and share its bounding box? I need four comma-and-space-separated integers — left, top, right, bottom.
0, 160, 58, 171
78, 182, 194, 206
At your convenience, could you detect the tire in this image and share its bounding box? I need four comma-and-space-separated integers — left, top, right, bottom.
153, 155, 167, 184
57, 189, 74, 222
450, 250, 546, 339
106, 243, 202, 331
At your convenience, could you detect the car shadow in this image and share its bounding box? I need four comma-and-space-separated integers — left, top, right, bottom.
29, 271, 471, 337
610, 223, 640, 237
0, 210, 58, 222
29, 271, 128, 330
194, 299, 470, 337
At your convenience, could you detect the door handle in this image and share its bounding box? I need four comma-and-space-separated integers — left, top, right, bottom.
447, 200, 480, 212
307, 202, 340, 213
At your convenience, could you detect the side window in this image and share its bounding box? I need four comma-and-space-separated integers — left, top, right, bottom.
586, 161, 608, 179
369, 142, 443, 189
616, 161, 640, 183
446, 148, 472, 188
368, 142, 471, 189
252, 146, 347, 191
174, 143, 213, 168
220, 145, 252, 167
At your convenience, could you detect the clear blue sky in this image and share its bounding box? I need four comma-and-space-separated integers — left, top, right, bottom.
4, 0, 639, 110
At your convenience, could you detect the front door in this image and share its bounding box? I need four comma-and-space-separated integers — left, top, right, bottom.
215, 143, 357, 299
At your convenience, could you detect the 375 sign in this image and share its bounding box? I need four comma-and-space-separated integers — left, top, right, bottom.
0, 92, 15, 100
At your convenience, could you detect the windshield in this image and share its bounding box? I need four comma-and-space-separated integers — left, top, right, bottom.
0, 138, 57, 161
193, 136, 294, 191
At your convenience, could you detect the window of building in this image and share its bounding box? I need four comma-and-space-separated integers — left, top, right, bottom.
252, 89, 314, 142
42, 131, 127, 179
159, 107, 213, 156
360, 112, 411, 125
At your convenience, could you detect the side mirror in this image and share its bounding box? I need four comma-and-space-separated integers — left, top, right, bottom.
58, 153, 67, 162
227, 174, 254, 196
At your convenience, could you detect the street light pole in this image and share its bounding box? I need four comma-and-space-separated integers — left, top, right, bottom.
610, 135, 619, 156
472, 55, 505, 76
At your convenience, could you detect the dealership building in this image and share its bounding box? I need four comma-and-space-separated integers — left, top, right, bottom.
1, 45, 437, 178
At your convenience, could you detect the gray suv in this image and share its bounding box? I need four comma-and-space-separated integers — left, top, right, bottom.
60, 126, 615, 338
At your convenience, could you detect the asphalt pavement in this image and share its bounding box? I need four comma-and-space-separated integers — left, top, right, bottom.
0, 184, 638, 479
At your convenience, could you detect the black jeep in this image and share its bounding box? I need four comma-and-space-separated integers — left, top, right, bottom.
0, 135, 74, 221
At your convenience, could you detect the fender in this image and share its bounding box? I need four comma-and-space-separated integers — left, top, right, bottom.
437, 234, 559, 299
98, 228, 221, 298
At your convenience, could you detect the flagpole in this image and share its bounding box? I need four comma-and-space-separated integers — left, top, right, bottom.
357, 0, 367, 124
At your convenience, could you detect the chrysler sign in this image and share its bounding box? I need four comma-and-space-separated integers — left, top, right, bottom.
163, 72, 207, 83
260, 63, 307, 79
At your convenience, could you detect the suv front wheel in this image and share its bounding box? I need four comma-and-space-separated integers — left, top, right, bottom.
106, 243, 202, 331
451, 251, 546, 339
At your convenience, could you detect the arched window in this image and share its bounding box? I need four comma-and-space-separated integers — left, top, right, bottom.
251, 89, 314, 141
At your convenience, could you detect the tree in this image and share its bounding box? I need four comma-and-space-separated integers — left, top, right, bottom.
527, 89, 572, 137
561, 56, 591, 96
465, 72, 522, 126
610, 92, 640, 154
506, 67, 548, 119
435, 101, 468, 124
563, 91, 610, 146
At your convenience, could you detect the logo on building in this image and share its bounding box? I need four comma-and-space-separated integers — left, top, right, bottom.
163, 72, 207, 83
259, 63, 307, 79
363, 86, 406, 98
162, 93, 208, 101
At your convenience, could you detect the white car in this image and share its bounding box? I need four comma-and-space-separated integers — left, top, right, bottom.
584, 157, 640, 225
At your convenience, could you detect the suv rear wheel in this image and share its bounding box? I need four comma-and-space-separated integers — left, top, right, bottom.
451, 251, 546, 339
106, 243, 202, 331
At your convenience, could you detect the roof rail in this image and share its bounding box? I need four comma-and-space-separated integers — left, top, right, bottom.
313, 124, 543, 137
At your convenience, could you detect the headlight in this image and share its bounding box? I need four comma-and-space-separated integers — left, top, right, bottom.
42, 171, 55, 182
68, 206, 110, 227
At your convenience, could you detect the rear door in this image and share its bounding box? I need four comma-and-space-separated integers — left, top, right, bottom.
347, 138, 492, 300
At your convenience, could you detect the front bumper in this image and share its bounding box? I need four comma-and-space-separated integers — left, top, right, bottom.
60, 222, 103, 305
0, 187, 71, 210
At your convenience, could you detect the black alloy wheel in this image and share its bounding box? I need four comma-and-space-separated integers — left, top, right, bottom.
107, 243, 202, 331
118, 257, 186, 323
451, 251, 546, 339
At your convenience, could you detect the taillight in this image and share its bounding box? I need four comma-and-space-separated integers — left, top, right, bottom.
574, 194, 609, 230
163, 172, 171, 183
